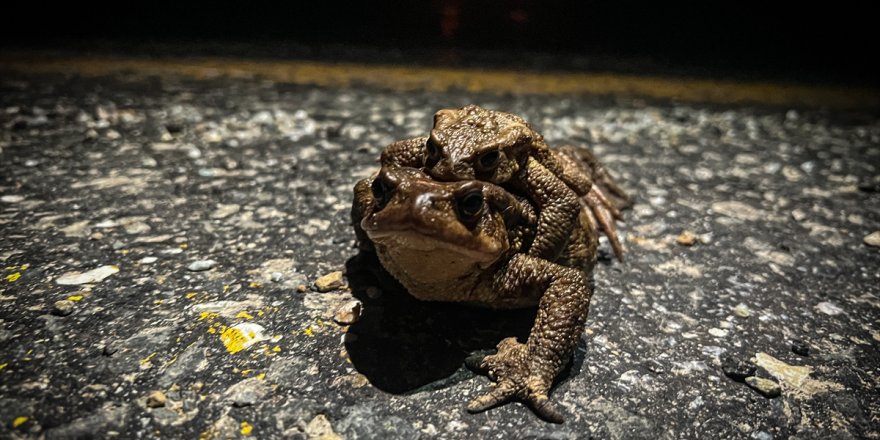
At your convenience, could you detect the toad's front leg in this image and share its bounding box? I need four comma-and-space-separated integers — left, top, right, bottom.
468, 254, 591, 423
518, 157, 582, 262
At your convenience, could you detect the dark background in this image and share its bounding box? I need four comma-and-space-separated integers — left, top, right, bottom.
1, 1, 876, 86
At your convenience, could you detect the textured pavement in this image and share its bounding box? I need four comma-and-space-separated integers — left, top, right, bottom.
0, 65, 879, 439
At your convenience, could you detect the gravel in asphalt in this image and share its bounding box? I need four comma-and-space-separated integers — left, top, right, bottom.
0, 66, 878, 439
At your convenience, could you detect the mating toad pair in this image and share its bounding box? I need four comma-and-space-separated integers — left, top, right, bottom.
351, 104, 629, 422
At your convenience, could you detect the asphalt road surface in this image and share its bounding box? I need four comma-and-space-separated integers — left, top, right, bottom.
1, 56, 879, 439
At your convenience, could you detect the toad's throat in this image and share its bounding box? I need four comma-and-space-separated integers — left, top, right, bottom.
367, 228, 507, 269
367, 229, 503, 282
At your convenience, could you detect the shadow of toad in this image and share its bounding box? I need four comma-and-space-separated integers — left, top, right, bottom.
344, 251, 583, 395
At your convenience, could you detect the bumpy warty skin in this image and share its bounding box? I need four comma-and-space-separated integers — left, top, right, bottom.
380, 105, 582, 262
352, 166, 600, 422
352, 105, 628, 422
379, 104, 630, 262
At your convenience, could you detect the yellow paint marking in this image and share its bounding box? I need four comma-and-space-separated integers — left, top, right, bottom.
12, 416, 28, 428
236, 311, 254, 320
272, 346, 281, 352
0, 362, 7, 370
220, 324, 265, 354
0, 55, 878, 109
221, 328, 248, 353
141, 352, 158, 365
185, 292, 198, 299
256, 373, 266, 380
67, 295, 83, 301
303, 327, 314, 337
249, 282, 262, 288
21, 264, 29, 271
5, 272, 21, 282
199, 311, 219, 321
240, 421, 253, 435
179, 243, 188, 250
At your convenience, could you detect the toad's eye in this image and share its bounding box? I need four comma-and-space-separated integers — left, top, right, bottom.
370, 173, 395, 208
426, 138, 442, 162
456, 189, 484, 220
477, 150, 501, 171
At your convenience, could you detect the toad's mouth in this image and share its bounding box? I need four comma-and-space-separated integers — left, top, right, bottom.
366, 228, 505, 267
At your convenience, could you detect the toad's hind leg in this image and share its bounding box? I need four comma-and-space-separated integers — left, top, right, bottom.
554, 146, 630, 262
558, 146, 631, 209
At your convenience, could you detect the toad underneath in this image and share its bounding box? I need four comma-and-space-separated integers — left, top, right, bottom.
351, 117, 628, 421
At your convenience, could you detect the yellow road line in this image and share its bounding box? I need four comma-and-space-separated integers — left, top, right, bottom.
2, 55, 878, 109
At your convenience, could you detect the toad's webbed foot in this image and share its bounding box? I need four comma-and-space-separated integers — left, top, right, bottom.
466, 338, 565, 423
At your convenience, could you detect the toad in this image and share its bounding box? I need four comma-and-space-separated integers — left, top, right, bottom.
379, 104, 630, 261
351, 167, 599, 422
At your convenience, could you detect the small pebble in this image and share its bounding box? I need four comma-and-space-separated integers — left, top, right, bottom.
146, 390, 167, 408
333, 300, 363, 325
56, 265, 119, 285
864, 231, 880, 247
708, 328, 728, 338
1, 195, 24, 203
296, 284, 308, 293
754, 432, 773, 440
676, 231, 699, 246
733, 303, 750, 318
186, 260, 217, 272
791, 339, 811, 356
815, 301, 843, 316
721, 356, 755, 382
52, 300, 76, 316
270, 272, 283, 283
745, 376, 782, 398
315, 271, 345, 292
223, 378, 270, 407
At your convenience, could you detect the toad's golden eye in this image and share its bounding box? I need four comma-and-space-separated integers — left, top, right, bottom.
477, 150, 501, 171
456, 189, 484, 220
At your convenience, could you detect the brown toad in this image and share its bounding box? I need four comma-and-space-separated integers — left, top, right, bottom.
351, 167, 600, 422
379, 104, 630, 261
